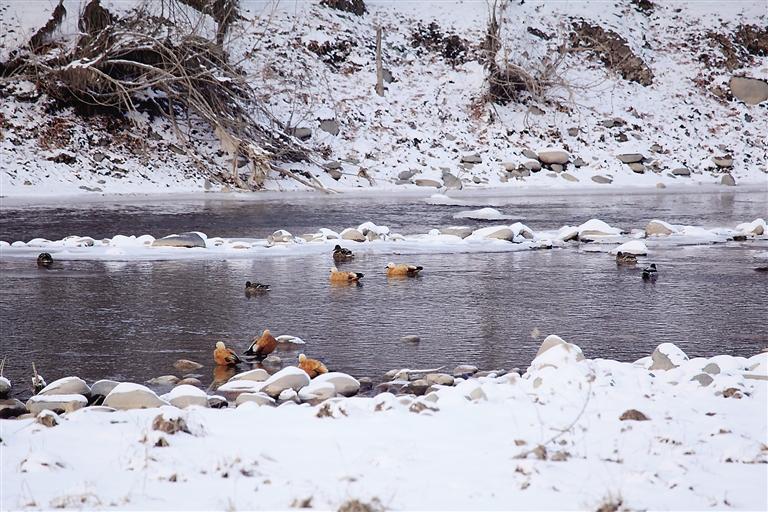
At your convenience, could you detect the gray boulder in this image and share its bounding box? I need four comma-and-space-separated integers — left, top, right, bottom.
104, 383, 168, 410
591, 175, 612, 184
414, 178, 442, 188
319, 119, 340, 136
38, 377, 91, 398
729, 76, 768, 105
617, 153, 644, 164
152, 232, 206, 248
537, 150, 569, 165
440, 226, 473, 239
460, 153, 482, 164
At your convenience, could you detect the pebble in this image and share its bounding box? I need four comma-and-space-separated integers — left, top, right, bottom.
401, 335, 421, 343
174, 359, 203, 372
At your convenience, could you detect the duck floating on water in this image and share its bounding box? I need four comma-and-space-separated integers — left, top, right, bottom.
616, 252, 638, 266
642, 263, 658, 280
329, 267, 364, 283
298, 354, 328, 379
245, 281, 270, 296
37, 253, 53, 268
333, 245, 354, 262
244, 329, 278, 360
386, 262, 423, 277
213, 341, 242, 367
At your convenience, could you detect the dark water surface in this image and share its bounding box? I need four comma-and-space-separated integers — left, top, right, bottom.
1, 191, 766, 396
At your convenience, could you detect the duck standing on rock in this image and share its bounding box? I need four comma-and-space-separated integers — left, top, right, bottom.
37, 253, 53, 268
616, 252, 637, 266
244, 329, 278, 360
298, 354, 328, 379
213, 341, 242, 367
245, 281, 270, 296
386, 262, 423, 277
333, 245, 354, 263
329, 267, 364, 283
642, 263, 658, 281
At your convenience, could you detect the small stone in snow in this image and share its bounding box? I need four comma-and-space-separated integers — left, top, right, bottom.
591, 175, 612, 184
619, 409, 649, 421
617, 153, 644, 164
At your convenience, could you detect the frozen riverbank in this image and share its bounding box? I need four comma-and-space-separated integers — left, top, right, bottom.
1, 336, 766, 510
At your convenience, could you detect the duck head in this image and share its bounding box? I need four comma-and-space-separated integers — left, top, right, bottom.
216, 341, 226, 350
386, 262, 395, 269
298, 354, 306, 363
330, 267, 338, 273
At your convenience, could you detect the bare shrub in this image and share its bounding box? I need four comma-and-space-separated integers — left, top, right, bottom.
411, 22, 470, 66
320, 0, 367, 17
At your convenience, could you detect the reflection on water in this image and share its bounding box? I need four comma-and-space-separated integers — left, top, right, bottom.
1, 244, 766, 397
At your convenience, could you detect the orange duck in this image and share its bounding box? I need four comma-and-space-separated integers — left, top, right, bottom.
298, 354, 328, 379
213, 341, 242, 367
244, 329, 278, 360
386, 262, 423, 277
329, 267, 363, 283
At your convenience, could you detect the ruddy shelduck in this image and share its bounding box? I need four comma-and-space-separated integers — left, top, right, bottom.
213, 341, 242, 367
298, 354, 328, 379
244, 329, 278, 360
386, 262, 423, 277
329, 267, 363, 282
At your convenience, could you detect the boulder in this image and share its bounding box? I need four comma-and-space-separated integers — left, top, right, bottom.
174, 359, 203, 372
522, 148, 538, 159
530, 335, 585, 370
475, 226, 514, 241
260, 367, 311, 398
278, 389, 299, 403
401, 335, 421, 343
611, 240, 648, 256
103, 383, 168, 410
551, 164, 564, 173
591, 175, 612, 184
90, 379, 120, 399
152, 232, 206, 248
629, 163, 645, 173
0, 377, 10, 399
177, 377, 202, 387
440, 226, 473, 239
537, 149, 569, 164
235, 392, 275, 407
712, 157, 733, 168
313, 372, 360, 397
26, 394, 87, 415
617, 153, 644, 164
577, 219, 621, 239
216, 380, 263, 401
523, 160, 542, 171
442, 172, 463, 190
319, 119, 340, 136
290, 127, 312, 141
729, 76, 768, 105
414, 178, 442, 188
207, 395, 228, 408
690, 373, 714, 387
573, 157, 587, 167
460, 153, 482, 164
720, 174, 736, 186
38, 376, 91, 398
453, 365, 478, 378
146, 375, 179, 386
425, 373, 454, 386
398, 170, 417, 180
456, 380, 487, 401
298, 381, 337, 403
646, 220, 675, 236
340, 228, 366, 242
165, 385, 209, 409
228, 369, 269, 382
403, 379, 429, 396
0, 399, 27, 419
672, 167, 691, 177
649, 343, 689, 371
702, 362, 721, 375
267, 230, 294, 244
561, 173, 579, 182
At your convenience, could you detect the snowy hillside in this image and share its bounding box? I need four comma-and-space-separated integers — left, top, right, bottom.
1, 0, 766, 198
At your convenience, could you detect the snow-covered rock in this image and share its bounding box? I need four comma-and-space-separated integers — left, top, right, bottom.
26, 394, 87, 415
313, 372, 360, 397
537, 149, 570, 164
439, 226, 473, 239
577, 219, 622, 240
646, 220, 677, 236
297, 381, 337, 403
0, 376, 10, 398
216, 380, 264, 401
650, 343, 689, 371
340, 228, 366, 242
453, 208, 512, 221
267, 230, 294, 244
152, 232, 206, 248
235, 392, 275, 407
611, 240, 648, 255
530, 335, 585, 370
260, 367, 311, 398
228, 369, 270, 382
38, 377, 91, 398
165, 385, 209, 409
0, 398, 27, 419
103, 383, 169, 410
90, 379, 120, 399
735, 218, 766, 236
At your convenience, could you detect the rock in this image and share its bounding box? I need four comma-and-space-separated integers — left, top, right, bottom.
398, 170, 417, 180
578, 219, 621, 239
298, 381, 336, 403
672, 167, 691, 176
319, 119, 340, 136
36, 410, 60, 428
278, 388, 299, 403
656, 183, 666, 189
482, 227, 514, 241
174, 359, 203, 372
165, 385, 209, 408
646, 219, 675, 236
290, 127, 312, 141
561, 172, 579, 182
537, 149, 569, 165
522, 148, 538, 159
453, 365, 478, 378
442, 172, 463, 190
177, 377, 202, 387
0, 399, 27, 419
713, 156, 733, 168
617, 153, 644, 164
591, 175, 612, 184
327, 168, 342, 180
691, 373, 714, 387
573, 157, 587, 167
523, 160, 541, 171
550, 163, 564, 173
722, 387, 743, 399
702, 363, 721, 375
721, 173, 736, 186
313, 372, 360, 397
90, 379, 120, 399
729, 76, 768, 105
260, 367, 311, 398
611, 240, 648, 256
340, 228, 366, 242
440, 226, 473, 239
152, 232, 206, 249
629, 162, 645, 173
324, 160, 342, 170
38, 377, 91, 398
425, 373, 454, 386
146, 375, 179, 386
208, 395, 228, 408
27, 394, 87, 415
414, 178, 442, 188
455, 380, 486, 401
263, 355, 282, 366
235, 392, 275, 407
401, 335, 421, 343
531, 335, 585, 370
567, 127, 579, 137
228, 369, 269, 382
216, 380, 263, 401
403, 379, 429, 396
103, 383, 168, 410
268, 230, 294, 244
649, 343, 689, 371
461, 153, 482, 164
619, 409, 649, 421
0, 377, 9, 398
358, 377, 373, 392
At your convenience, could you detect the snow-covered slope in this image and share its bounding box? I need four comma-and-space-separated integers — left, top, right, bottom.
1, 0, 766, 198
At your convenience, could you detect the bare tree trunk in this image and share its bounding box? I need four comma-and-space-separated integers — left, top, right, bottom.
375, 27, 384, 97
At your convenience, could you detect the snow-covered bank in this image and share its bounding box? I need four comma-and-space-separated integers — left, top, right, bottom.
2, 336, 766, 510
1, 217, 765, 261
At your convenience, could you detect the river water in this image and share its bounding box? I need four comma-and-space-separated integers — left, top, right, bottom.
1, 190, 766, 396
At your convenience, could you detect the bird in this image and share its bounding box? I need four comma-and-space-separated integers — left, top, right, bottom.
244, 329, 278, 360
386, 262, 423, 277
32, 362, 46, 395
245, 281, 270, 296
37, 253, 53, 268
642, 263, 658, 280
298, 354, 328, 379
213, 341, 242, 366
332, 245, 354, 262
329, 267, 364, 283
616, 252, 638, 266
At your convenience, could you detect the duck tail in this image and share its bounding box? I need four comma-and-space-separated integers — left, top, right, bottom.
355, 272, 364, 279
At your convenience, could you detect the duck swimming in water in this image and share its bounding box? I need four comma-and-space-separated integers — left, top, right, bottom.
245, 281, 270, 296
616, 252, 638, 266
333, 245, 354, 262
642, 263, 658, 280
37, 253, 53, 268
298, 354, 328, 379
213, 341, 242, 367
329, 267, 363, 283
386, 262, 423, 277
244, 329, 278, 360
